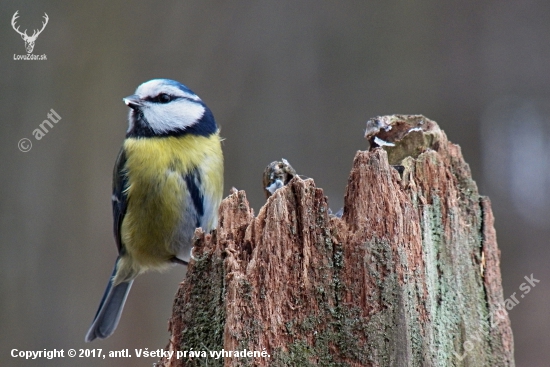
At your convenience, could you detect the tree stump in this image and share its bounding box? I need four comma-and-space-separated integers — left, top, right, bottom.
158, 115, 514, 367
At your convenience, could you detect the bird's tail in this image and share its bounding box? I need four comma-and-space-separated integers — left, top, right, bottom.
85, 258, 133, 342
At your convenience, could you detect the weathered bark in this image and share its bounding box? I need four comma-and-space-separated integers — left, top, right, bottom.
159, 115, 514, 367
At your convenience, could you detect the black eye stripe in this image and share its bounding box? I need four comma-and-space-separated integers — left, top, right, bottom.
145, 93, 176, 103
144, 94, 199, 104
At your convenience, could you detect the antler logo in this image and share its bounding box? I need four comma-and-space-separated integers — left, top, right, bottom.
11, 11, 49, 54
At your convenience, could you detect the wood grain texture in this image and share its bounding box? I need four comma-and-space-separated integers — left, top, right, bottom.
159, 115, 514, 367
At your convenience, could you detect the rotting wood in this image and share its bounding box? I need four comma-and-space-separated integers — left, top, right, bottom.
159, 115, 514, 367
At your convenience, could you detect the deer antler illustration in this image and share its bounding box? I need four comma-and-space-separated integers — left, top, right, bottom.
12, 11, 49, 54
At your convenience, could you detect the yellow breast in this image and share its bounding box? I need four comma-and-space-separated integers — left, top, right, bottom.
119, 133, 223, 275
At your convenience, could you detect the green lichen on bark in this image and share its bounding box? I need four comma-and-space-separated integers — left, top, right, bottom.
161, 115, 514, 367
175, 247, 226, 367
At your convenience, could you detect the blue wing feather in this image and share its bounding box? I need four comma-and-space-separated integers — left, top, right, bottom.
112, 148, 128, 255
183, 168, 204, 228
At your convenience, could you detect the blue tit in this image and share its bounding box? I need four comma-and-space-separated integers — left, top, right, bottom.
85, 79, 224, 342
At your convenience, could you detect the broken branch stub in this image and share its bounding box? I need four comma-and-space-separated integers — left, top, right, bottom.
159, 115, 514, 367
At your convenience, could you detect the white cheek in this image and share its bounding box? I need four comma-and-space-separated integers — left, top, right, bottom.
144, 100, 205, 134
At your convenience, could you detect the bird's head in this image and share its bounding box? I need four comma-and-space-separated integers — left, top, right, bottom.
123, 79, 216, 137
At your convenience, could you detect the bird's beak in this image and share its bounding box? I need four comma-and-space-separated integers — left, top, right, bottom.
123, 95, 142, 110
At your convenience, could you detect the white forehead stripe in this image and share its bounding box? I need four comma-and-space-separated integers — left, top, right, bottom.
135, 80, 201, 101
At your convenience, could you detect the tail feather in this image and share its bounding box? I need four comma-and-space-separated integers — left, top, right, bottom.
85, 259, 133, 342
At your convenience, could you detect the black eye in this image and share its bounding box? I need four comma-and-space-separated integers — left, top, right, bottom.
156, 93, 172, 103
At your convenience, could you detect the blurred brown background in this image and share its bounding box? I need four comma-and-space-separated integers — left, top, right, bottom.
1, 1, 549, 366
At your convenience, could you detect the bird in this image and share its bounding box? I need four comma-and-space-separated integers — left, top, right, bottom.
85, 79, 224, 342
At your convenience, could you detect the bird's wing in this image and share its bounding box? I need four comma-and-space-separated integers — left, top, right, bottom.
112, 148, 129, 255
